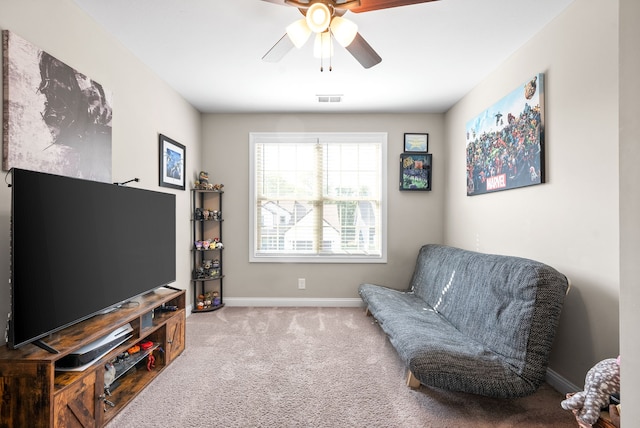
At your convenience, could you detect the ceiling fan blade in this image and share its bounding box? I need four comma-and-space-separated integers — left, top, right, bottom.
350, 0, 438, 13
262, 34, 295, 62
332, 0, 362, 10
281, 0, 361, 10
345, 32, 381, 68
260, 0, 289, 5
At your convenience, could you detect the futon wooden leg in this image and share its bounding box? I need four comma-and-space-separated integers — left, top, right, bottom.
365, 307, 372, 316
406, 370, 421, 389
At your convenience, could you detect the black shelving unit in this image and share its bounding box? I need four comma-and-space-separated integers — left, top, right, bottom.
191, 189, 225, 313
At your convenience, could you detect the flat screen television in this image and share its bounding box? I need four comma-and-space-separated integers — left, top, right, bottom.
8, 168, 176, 351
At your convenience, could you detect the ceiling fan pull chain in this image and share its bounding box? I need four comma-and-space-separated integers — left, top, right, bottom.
329, 29, 333, 72
320, 32, 325, 72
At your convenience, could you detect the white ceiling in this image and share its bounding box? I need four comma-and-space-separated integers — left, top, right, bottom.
72, 0, 575, 114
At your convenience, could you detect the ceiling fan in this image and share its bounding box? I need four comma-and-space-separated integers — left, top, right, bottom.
261, 0, 439, 69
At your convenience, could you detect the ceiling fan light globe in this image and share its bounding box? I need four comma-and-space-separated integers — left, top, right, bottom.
306, 3, 331, 33
313, 32, 334, 58
330, 16, 358, 47
286, 19, 312, 48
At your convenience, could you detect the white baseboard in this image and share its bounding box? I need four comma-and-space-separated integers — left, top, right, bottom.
546, 368, 580, 394
186, 298, 363, 316
223, 297, 365, 307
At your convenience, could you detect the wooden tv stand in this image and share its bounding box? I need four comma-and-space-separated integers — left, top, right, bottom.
0, 288, 186, 427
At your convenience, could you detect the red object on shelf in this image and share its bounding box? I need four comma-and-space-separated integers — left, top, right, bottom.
146, 354, 155, 371
139, 341, 153, 351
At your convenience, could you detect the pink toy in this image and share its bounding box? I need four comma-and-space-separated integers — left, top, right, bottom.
561, 356, 620, 427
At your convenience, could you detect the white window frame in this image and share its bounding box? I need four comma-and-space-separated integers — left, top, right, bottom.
249, 132, 387, 263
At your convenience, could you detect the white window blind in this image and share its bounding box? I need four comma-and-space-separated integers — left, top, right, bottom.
249, 132, 387, 263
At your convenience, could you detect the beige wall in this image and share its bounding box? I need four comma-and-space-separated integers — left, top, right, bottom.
201, 113, 444, 300
444, 0, 619, 388
2, 1, 637, 424
0, 0, 202, 345
619, 0, 639, 424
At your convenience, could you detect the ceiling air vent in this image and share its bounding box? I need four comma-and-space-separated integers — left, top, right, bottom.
317, 94, 342, 103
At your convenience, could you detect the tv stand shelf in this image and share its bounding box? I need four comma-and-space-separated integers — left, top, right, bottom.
0, 288, 186, 428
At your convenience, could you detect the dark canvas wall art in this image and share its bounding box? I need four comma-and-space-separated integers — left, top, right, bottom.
2, 30, 113, 182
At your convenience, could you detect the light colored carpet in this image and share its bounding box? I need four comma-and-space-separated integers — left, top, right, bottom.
105, 306, 577, 427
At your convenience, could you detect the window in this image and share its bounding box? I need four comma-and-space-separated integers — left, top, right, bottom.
250, 132, 387, 263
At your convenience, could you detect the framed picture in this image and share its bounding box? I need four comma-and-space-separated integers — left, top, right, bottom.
400, 153, 432, 191
404, 133, 429, 153
465, 73, 545, 196
159, 134, 186, 190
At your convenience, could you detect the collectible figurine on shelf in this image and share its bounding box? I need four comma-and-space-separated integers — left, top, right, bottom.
196, 294, 205, 310
194, 171, 216, 189
193, 173, 223, 191
194, 208, 203, 220
199, 171, 209, 186
195, 265, 205, 279
214, 238, 224, 249
203, 292, 213, 307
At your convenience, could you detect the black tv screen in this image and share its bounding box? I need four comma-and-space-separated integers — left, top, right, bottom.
9, 168, 176, 350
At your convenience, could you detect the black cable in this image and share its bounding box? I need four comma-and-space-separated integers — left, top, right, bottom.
5, 168, 13, 187
113, 178, 140, 186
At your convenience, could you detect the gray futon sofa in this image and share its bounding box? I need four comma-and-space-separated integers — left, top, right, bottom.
358, 244, 568, 398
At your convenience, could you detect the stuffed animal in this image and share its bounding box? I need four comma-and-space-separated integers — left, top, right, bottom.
561, 356, 620, 427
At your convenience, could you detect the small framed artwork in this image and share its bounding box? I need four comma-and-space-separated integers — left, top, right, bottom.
159, 134, 186, 190
404, 133, 429, 153
400, 153, 432, 191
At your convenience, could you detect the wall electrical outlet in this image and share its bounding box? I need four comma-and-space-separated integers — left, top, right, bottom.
298, 278, 306, 289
